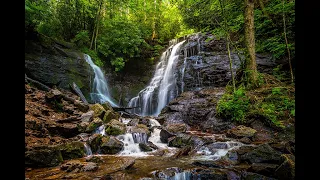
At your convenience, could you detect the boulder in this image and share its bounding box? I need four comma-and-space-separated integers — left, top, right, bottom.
139, 143, 153, 152
105, 119, 126, 135
227, 125, 257, 138
90, 104, 106, 119
56, 141, 85, 160
166, 123, 188, 134
80, 110, 94, 122
81, 162, 98, 172
274, 154, 295, 180
103, 110, 119, 124
168, 134, 193, 148
25, 147, 63, 167
241, 143, 282, 164
88, 134, 103, 153
160, 129, 175, 143
25, 39, 94, 97
60, 160, 83, 172
86, 117, 103, 132
100, 136, 124, 154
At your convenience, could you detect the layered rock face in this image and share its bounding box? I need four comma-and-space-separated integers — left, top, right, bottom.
25, 36, 94, 98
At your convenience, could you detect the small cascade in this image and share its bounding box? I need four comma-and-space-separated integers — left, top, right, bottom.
84, 143, 92, 156
149, 118, 161, 127
194, 141, 243, 161
117, 133, 147, 156
181, 48, 188, 93
148, 128, 169, 149
84, 54, 118, 107
95, 125, 105, 136
132, 133, 148, 143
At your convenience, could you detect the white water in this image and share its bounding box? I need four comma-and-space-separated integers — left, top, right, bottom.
194, 141, 243, 161
157, 40, 186, 115
117, 133, 147, 156
84, 54, 118, 107
128, 40, 186, 116
95, 125, 105, 136
84, 143, 92, 156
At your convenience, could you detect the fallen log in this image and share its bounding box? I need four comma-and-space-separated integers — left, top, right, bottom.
69, 82, 88, 104
25, 74, 51, 91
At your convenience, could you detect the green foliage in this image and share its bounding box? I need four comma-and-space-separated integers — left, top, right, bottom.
217, 88, 249, 122
111, 57, 125, 72
72, 30, 90, 48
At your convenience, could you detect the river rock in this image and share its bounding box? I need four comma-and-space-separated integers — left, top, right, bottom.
227, 125, 257, 138
86, 117, 103, 132
85, 155, 103, 163
90, 104, 106, 119
60, 160, 83, 172
249, 163, 279, 177
88, 134, 103, 153
25, 147, 63, 167
105, 119, 126, 135
160, 129, 175, 143
80, 110, 94, 122
81, 162, 99, 172
46, 122, 79, 138
102, 101, 114, 111
241, 172, 276, 180
274, 154, 295, 180
139, 143, 153, 152
100, 136, 124, 154
56, 141, 85, 160
166, 123, 188, 134
168, 134, 193, 148
103, 110, 119, 124
241, 143, 282, 164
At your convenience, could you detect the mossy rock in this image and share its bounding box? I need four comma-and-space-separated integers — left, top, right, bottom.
275, 154, 295, 180
57, 142, 85, 160
86, 117, 103, 132
227, 125, 257, 138
90, 104, 106, 119
100, 136, 124, 154
166, 124, 187, 134
88, 134, 103, 153
77, 122, 89, 133
103, 110, 119, 123
105, 119, 126, 136
168, 134, 193, 148
101, 102, 114, 112
139, 143, 152, 152
25, 147, 63, 167
131, 124, 150, 137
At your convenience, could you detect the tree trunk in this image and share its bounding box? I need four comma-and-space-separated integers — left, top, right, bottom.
218, 0, 236, 92
282, 0, 294, 83
244, 0, 259, 87
90, 0, 103, 50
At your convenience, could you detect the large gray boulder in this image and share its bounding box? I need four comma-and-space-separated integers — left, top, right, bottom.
25, 37, 94, 98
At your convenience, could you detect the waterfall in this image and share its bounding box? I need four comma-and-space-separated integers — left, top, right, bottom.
117, 133, 147, 156
127, 40, 186, 116
95, 125, 105, 136
132, 133, 148, 143
84, 54, 118, 107
84, 143, 92, 156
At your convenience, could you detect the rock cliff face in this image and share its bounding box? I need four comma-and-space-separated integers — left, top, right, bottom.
25, 35, 94, 98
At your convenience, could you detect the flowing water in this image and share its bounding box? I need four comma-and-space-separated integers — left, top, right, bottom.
84, 143, 92, 156
84, 54, 118, 107
128, 40, 186, 116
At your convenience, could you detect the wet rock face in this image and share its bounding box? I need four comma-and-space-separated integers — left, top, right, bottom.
175, 33, 241, 93
160, 87, 233, 133
25, 39, 94, 98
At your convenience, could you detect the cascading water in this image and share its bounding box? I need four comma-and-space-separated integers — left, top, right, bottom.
84, 143, 92, 156
84, 54, 118, 107
128, 40, 186, 116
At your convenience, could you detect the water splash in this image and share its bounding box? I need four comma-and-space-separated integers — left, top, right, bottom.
84, 54, 118, 107
117, 133, 147, 156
